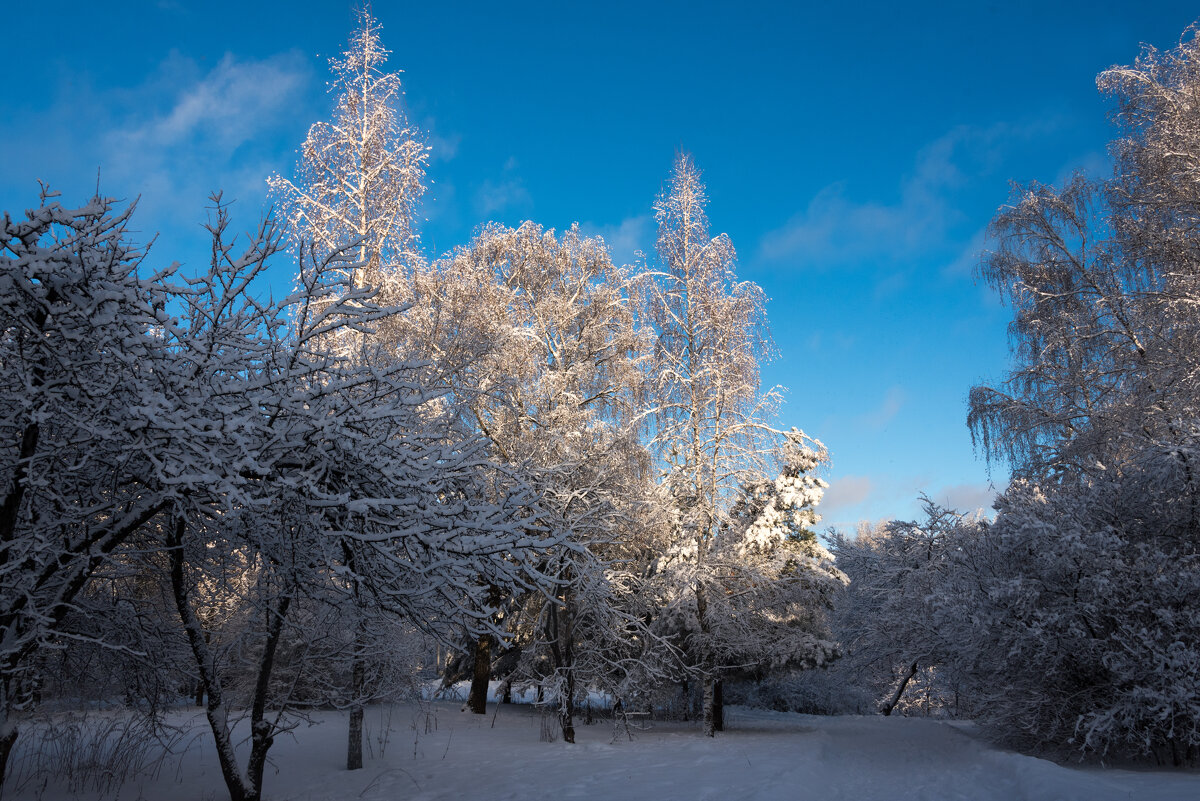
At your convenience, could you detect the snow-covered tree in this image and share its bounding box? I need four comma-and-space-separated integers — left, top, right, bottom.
0, 191, 177, 787
427, 222, 662, 740
643, 154, 826, 736
831, 498, 969, 717
158, 201, 555, 801
268, 9, 427, 297
936, 454, 1200, 763
966, 174, 1154, 479
267, 12, 469, 768
695, 430, 846, 727
968, 31, 1200, 482
955, 25, 1200, 763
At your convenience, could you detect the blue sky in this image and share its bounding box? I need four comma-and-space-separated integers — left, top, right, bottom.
3, 1, 1197, 530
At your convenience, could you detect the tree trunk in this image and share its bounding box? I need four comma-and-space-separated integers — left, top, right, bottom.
170, 515, 293, 801
244, 592, 291, 801
695, 580, 716, 738
169, 518, 251, 801
559, 672, 576, 744
346, 651, 365, 770
467, 635, 491, 715
881, 661, 919, 716
547, 587, 577, 744
713, 679, 724, 732
702, 675, 716, 737
0, 718, 17, 793
344, 543, 366, 771
557, 642, 577, 744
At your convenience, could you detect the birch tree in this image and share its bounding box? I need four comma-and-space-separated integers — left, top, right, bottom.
645, 154, 817, 736
968, 32, 1200, 481
430, 222, 660, 738
955, 25, 1200, 762
268, 9, 427, 297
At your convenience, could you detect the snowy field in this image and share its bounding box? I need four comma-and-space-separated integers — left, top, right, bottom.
7, 698, 1200, 801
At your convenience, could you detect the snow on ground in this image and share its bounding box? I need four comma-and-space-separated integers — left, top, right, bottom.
7, 696, 1200, 801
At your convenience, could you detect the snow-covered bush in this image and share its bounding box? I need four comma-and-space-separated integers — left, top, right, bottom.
943, 447, 1200, 764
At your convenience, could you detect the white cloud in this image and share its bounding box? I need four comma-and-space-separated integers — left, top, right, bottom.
822, 475, 874, 514
937, 481, 1006, 514
941, 227, 989, 279
759, 134, 959, 266
0, 48, 317, 276
100, 51, 312, 205
473, 157, 531, 218
474, 177, 531, 217
1053, 149, 1111, 186
425, 128, 461, 163
0, 48, 313, 240
127, 54, 306, 151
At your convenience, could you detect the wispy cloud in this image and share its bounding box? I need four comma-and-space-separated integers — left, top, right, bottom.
0, 47, 325, 294
758, 121, 1059, 270
759, 134, 960, 266
803, 331, 857, 354
475, 178, 531, 217
822, 474, 1007, 534
942, 227, 989, 279
821, 471, 938, 532
581, 214, 652, 268
2, 48, 314, 238
937, 481, 1005, 514
473, 157, 531, 218
103, 52, 312, 210
121, 54, 306, 152
424, 127, 462, 163
1053, 149, 1111, 186
858, 385, 906, 431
